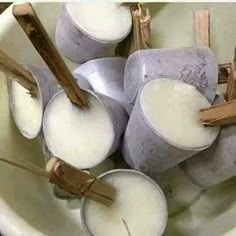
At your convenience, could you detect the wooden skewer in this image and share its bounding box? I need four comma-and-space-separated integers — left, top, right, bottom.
0, 49, 38, 96
0, 156, 49, 178
12, 3, 88, 108
194, 9, 210, 47
0, 155, 116, 206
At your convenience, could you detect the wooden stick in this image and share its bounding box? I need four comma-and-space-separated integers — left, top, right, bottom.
0, 156, 49, 178
12, 3, 88, 108
0, 49, 37, 96
199, 99, 236, 126
194, 10, 210, 47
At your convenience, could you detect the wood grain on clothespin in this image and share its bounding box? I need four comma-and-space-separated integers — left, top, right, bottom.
13, 3, 88, 108
199, 46, 236, 126
0, 156, 116, 206
118, 3, 151, 53
194, 9, 210, 47
225, 63, 236, 101
0, 49, 38, 96
199, 99, 236, 126
218, 63, 231, 84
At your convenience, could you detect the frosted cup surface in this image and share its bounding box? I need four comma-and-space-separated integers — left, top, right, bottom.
124, 47, 218, 104
8, 65, 58, 139
43, 90, 128, 169
56, 3, 132, 63
184, 124, 236, 188
123, 79, 220, 173
81, 169, 167, 236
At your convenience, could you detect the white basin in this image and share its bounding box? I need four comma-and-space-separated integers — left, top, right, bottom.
0, 2, 236, 236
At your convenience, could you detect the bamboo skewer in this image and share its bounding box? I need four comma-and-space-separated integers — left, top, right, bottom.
0, 156, 116, 206
0, 49, 38, 96
0, 156, 48, 178
13, 3, 88, 108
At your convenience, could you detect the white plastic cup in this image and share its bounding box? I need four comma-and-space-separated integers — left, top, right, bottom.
8, 64, 59, 139
55, 3, 132, 63
81, 169, 168, 236
122, 79, 220, 174
43, 89, 128, 169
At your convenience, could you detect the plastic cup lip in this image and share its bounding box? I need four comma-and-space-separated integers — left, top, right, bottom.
80, 168, 168, 236
74, 56, 127, 66
42, 89, 115, 170
63, 3, 132, 44
137, 78, 220, 151
8, 64, 44, 139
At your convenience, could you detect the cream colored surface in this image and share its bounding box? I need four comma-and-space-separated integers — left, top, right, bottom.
44, 91, 114, 169
0, 2, 235, 236
83, 171, 167, 236
11, 81, 43, 138
140, 79, 219, 149
65, 3, 132, 42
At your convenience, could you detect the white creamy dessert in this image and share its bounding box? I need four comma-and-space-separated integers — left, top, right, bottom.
140, 79, 220, 149
82, 170, 167, 236
10, 80, 43, 138
65, 2, 132, 42
43, 91, 114, 169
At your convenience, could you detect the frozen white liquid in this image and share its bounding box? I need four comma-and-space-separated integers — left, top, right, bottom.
65, 3, 132, 42
82, 170, 167, 236
43, 91, 114, 169
140, 79, 220, 149
10, 80, 43, 138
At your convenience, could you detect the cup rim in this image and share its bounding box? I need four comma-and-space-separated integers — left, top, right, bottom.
7, 64, 44, 139
42, 88, 116, 169
80, 168, 168, 236
63, 3, 132, 44
137, 78, 220, 151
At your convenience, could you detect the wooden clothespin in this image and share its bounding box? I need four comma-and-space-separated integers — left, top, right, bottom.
199, 99, 236, 126
0, 49, 38, 96
116, 3, 151, 56
225, 62, 236, 101
132, 4, 151, 51
199, 46, 236, 126
13, 3, 88, 108
46, 157, 116, 206
0, 156, 116, 206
